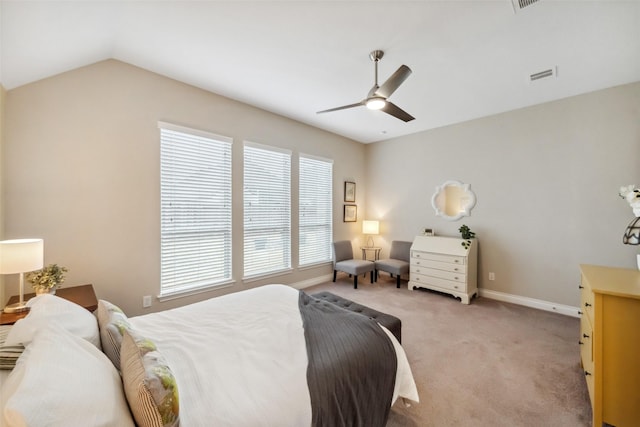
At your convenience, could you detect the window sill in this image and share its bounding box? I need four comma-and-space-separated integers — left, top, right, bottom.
158, 280, 236, 302
242, 268, 293, 284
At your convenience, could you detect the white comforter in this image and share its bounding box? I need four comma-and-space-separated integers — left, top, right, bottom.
129, 284, 418, 427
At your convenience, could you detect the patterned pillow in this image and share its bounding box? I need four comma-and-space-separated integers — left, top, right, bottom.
96, 299, 132, 370
121, 329, 179, 427
0, 325, 24, 370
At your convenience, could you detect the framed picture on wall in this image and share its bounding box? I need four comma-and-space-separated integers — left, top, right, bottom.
344, 204, 357, 222
344, 181, 356, 202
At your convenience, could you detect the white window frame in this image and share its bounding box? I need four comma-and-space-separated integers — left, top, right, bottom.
159, 122, 233, 299
243, 141, 292, 279
299, 154, 333, 267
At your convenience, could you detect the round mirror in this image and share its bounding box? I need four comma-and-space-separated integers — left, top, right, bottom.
431, 180, 477, 221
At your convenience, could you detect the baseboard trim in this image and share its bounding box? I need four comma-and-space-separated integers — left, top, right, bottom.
290, 274, 333, 290
479, 289, 580, 318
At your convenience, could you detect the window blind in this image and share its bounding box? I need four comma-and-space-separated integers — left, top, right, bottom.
299, 155, 333, 266
159, 123, 233, 296
243, 142, 291, 278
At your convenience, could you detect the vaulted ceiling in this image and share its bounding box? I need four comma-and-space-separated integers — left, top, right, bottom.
1, 0, 639, 143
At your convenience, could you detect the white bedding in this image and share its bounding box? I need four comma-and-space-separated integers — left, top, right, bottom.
129, 284, 418, 426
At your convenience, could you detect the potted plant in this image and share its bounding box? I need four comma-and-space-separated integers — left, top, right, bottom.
459, 224, 476, 250
27, 263, 68, 295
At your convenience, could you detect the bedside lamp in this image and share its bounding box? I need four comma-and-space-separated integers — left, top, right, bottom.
362, 220, 379, 247
0, 239, 44, 313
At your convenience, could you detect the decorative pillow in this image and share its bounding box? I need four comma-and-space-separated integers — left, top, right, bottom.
5, 294, 100, 348
121, 329, 179, 427
1, 325, 135, 427
0, 325, 24, 370
97, 299, 132, 369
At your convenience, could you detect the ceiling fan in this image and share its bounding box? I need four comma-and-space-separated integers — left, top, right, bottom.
317, 50, 415, 122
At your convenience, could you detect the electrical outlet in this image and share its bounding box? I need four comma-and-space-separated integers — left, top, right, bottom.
142, 295, 152, 308
489, 272, 495, 281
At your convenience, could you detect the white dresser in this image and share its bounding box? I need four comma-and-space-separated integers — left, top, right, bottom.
408, 235, 478, 304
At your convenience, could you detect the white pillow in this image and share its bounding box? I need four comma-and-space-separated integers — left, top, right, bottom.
1, 325, 135, 427
5, 294, 100, 348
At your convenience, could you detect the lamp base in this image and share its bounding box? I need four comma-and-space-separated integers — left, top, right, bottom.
3, 302, 30, 314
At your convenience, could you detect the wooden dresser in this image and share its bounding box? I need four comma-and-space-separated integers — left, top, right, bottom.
408, 235, 478, 304
579, 264, 640, 426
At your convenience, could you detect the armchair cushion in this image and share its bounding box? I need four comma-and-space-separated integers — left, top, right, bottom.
374, 258, 409, 276
335, 259, 375, 276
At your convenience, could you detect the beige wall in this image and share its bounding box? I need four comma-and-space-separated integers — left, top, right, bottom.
365, 82, 640, 307
4, 58, 639, 313
0, 85, 5, 305
3, 60, 367, 315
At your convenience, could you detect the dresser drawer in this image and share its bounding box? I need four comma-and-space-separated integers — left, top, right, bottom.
579, 314, 593, 367
411, 258, 466, 274
579, 280, 594, 321
579, 313, 595, 406
411, 265, 466, 283
411, 250, 465, 265
411, 272, 467, 293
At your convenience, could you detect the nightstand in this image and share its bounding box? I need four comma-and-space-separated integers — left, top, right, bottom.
0, 284, 97, 325
361, 246, 382, 261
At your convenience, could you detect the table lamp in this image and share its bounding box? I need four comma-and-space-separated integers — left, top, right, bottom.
362, 220, 379, 247
0, 238, 44, 313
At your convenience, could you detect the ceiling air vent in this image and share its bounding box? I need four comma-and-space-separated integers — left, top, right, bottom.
511, 0, 541, 13
528, 66, 557, 83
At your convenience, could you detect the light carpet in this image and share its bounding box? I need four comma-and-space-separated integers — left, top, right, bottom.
306, 275, 592, 427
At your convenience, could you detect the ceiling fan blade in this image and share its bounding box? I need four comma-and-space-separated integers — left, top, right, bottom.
316, 101, 365, 114
375, 65, 412, 98
381, 101, 415, 122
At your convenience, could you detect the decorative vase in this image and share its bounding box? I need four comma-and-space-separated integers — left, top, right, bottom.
34, 287, 56, 295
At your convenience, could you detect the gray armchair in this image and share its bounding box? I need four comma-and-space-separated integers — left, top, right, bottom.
375, 240, 411, 288
332, 240, 375, 289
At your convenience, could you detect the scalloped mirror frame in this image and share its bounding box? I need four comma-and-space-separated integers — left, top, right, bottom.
431, 180, 477, 221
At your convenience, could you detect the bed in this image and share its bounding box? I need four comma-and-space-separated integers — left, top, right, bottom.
0, 284, 419, 427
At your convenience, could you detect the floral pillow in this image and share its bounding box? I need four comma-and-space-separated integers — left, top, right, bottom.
96, 299, 132, 370
120, 329, 179, 427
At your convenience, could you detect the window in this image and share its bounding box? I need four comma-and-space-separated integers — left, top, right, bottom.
159, 122, 232, 297
243, 142, 291, 278
299, 155, 333, 266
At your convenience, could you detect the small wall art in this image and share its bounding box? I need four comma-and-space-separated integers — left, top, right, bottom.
344, 181, 356, 203
344, 204, 357, 222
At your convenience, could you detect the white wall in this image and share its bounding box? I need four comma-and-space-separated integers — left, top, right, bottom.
3, 60, 367, 315
365, 82, 640, 306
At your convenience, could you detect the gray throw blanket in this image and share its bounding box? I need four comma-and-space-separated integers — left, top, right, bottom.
298, 291, 397, 427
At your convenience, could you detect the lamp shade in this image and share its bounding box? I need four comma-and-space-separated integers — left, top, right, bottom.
0, 239, 44, 274
362, 220, 379, 235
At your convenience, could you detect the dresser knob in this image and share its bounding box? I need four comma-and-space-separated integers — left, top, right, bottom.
579, 340, 584, 345
584, 371, 592, 376
578, 285, 584, 289
454, 285, 458, 289
578, 310, 583, 315
583, 333, 590, 339
585, 302, 591, 307
454, 260, 459, 263
454, 277, 459, 280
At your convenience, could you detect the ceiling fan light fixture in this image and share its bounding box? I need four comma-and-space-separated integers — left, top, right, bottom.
366, 97, 386, 110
